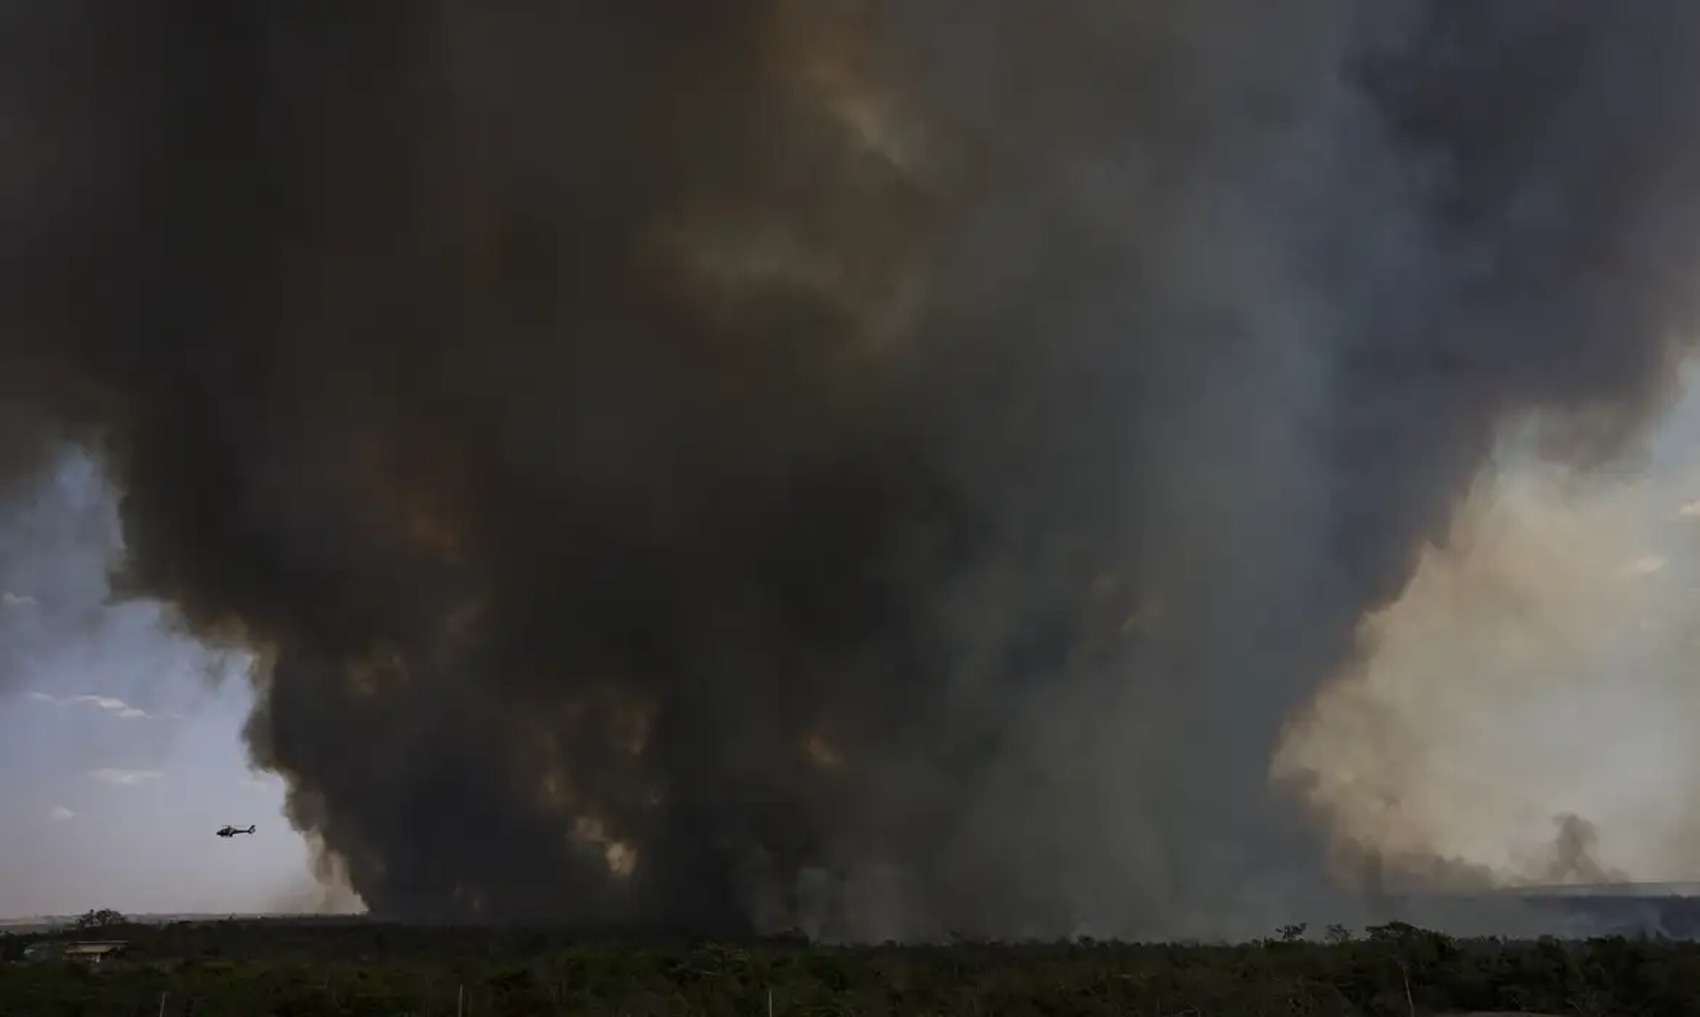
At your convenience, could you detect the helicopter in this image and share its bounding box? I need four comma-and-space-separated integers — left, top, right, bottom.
216, 824, 256, 838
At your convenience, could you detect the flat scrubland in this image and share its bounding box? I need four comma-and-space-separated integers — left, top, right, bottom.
0, 916, 1692, 1016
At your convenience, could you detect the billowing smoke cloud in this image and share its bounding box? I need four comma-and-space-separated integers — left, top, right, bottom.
4, 0, 1700, 939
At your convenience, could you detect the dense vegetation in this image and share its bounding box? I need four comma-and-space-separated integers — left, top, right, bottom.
2, 915, 1696, 1016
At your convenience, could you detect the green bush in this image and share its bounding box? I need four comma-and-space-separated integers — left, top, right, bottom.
4, 919, 1699, 1016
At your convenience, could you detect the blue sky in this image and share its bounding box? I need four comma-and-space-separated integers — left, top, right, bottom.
6, 376, 1700, 916
0, 452, 323, 918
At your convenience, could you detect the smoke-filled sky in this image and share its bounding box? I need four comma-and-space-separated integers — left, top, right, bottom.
12, 398, 1700, 921
10, 1, 1700, 939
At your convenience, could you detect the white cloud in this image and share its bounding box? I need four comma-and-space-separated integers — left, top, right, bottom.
88, 768, 162, 787
0, 591, 36, 608
70, 695, 153, 720
48, 806, 74, 822
1619, 554, 1667, 579
70, 695, 125, 710
31, 692, 157, 720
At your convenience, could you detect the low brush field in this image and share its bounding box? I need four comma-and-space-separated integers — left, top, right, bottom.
1, 918, 1694, 1016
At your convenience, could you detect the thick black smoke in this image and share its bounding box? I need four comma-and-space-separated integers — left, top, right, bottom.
4, 0, 1700, 938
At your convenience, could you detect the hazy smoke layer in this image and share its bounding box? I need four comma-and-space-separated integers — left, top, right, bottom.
4, 0, 1700, 938
1279, 450, 1700, 891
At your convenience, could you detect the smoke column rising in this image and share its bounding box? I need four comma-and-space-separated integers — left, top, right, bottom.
4, 0, 1700, 938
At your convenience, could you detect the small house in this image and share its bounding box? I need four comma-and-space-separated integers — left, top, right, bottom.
24, 940, 129, 964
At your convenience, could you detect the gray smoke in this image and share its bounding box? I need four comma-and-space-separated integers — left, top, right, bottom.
2, 0, 1699, 939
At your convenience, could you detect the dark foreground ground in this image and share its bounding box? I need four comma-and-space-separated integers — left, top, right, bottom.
2, 916, 1696, 1016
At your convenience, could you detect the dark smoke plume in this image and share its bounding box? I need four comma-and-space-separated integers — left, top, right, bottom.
4, 0, 1700, 938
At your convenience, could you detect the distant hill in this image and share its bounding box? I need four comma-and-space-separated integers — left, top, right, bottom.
7, 887, 1700, 940
0, 913, 362, 934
